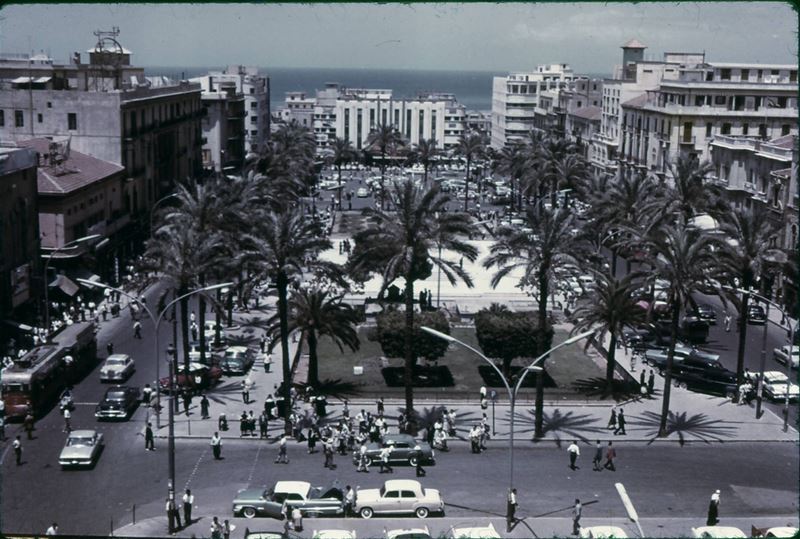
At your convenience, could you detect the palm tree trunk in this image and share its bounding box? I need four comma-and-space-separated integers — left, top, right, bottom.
308, 328, 319, 388
534, 270, 550, 439
198, 273, 207, 365
605, 333, 617, 386
464, 158, 471, 212
276, 271, 292, 435
658, 301, 681, 437
179, 286, 190, 375
403, 275, 416, 427
734, 280, 751, 386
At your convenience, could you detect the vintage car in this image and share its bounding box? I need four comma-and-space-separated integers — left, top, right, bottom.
579, 526, 629, 538
232, 480, 344, 519
354, 479, 444, 519
773, 345, 800, 369
644, 344, 720, 372
760, 371, 800, 402
352, 434, 435, 467
747, 304, 768, 324
671, 369, 738, 399
59, 429, 104, 468
158, 362, 223, 394
100, 354, 135, 382
312, 531, 357, 539
95, 385, 140, 420
447, 523, 501, 538
386, 527, 432, 539
220, 346, 257, 375
691, 526, 747, 538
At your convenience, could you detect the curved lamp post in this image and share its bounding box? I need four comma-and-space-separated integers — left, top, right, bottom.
43, 234, 102, 334
421, 326, 593, 529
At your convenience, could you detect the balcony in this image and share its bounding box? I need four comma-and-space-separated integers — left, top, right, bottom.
678, 136, 697, 146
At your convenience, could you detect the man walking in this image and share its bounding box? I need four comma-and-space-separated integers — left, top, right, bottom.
200, 394, 210, 419
275, 435, 289, 464
357, 443, 370, 472
592, 440, 603, 471
182, 489, 194, 524
412, 445, 427, 477
614, 408, 627, 435
567, 440, 580, 470
647, 371, 655, 396
259, 411, 269, 439
376, 397, 384, 416
167, 497, 182, 531
13, 435, 22, 465
211, 431, 222, 460
63, 407, 71, 433
23, 410, 34, 439
572, 499, 582, 535
604, 441, 617, 471
707, 490, 720, 525
344, 485, 356, 517
242, 375, 253, 404
133, 320, 142, 339
506, 488, 518, 532
145, 422, 155, 451
607, 408, 617, 430
379, 445, 393, 473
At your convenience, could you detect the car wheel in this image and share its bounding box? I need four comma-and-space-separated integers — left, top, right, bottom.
415, 507, 429, 519
725, 390, 736, 400
242, 507, 257, 519
409, 456, 419, 466
359, 507, 374, 519
365, 456, 373, 467
679, 382, 688, 390
658, 369, 665, 377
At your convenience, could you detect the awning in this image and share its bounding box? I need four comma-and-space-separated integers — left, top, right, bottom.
10, 76, 51, 84
50, 275, 80, 297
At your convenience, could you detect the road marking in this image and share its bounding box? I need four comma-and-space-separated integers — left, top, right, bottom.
184, 446, 208, 490
246, 441, 263, 485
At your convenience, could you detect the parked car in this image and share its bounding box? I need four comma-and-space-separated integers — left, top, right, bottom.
100, 354, 135, 382
356, 187, 369, 198
244, 532, 290, 539
691, 526, 747, 538
313, 531, 357, 539
386, 527, 432, 539
95, 386, 140, 420
59, 429, 104, 468
760, 371, 800, 402
747, 304, 768, 324
692, 304, 717, 324
220, 346, 257, 375
755, 527, 800, 538
352, 434, 435, 467
447, 523, 501, 538
188, 340, 218, 365
158, 362, 223, 394
354, 479, 444, 519
644, 344, 720, 371
773, 345, 800, 369
671, 369, 738, 399
579, 526, 629, 538
233, 481, 344, 519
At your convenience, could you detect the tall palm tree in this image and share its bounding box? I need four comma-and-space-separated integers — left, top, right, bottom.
639, 217, 719, 437
248, 122, 317, 204
331, 137, 355, 207
411, 138, 439, 186
268, 286, 360, 388
546, 152, 589, 207
349, 180, 477, 420
664, 156, 727, 220
717, 206, 781, 385
366, 123, 404, 210
484, 205, 581, 437
244, 207, 332, 433
455, 131, 487, 212
493, 142, 527, 213
571, 272, 647, 387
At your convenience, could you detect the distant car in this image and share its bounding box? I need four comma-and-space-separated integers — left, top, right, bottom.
354, 479, 444, 519
352, 434, 435, 467
672, 369, 738, 399
356, 187, 369, 198
773, 346, 800, 369
692, 304, 717, 324
233, 480, 344, 519
644, 344, 720, 372
386, 526, 432, 539
691, 526, 747, 538
760, 371, 800, 402
313, 531, 357, 539
204, 321, 227, 345
447, 523, 501, 538
95, 386, 140, 420
59, 429, 104, 468
100, 354, 135, 382
579, 526, 629, 538
220, 346, 257, 375
747, 304, 767, 324
159, 362, 223, 394
761, 527, 800, 537
188, 340, 218, 365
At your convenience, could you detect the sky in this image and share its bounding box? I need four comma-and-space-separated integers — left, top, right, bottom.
1, 2, 797, 72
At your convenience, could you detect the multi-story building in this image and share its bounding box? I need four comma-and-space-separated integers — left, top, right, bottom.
490, 64, 577, 149
619, 62, 797, 177
466, 110, 492, 137
282, 91, 317, 130
197, 81, 246, 173
190, 66, 269, 154
0, 145, 39, 321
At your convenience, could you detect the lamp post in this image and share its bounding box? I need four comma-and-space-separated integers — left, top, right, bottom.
43, 234, 102, 335
166, 342, 177, 534
421, 326, 593, 530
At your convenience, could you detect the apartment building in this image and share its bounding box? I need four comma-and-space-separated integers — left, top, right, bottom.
619, 62, 797, 176
197, 82, 246, 173
490, 64, 577, 149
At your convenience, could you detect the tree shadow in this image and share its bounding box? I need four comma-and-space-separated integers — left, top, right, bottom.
512, 408, 606, 446
571, 377, 646, 402
313, 378, 361, 399
631, 410, 739, 446
398, 405, 482, 440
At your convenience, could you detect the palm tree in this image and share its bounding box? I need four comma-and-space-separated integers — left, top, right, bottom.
664, 156, 727, 220
244, 207, 332, 433
638, 217, 719, 437
455, 131, 487, 212
546, 152, 589, 207
717, 206, 781, 385
331, 137, 355, 207
484, 205, 581, 437
349, 180, 477, 420
248, 122, 317, 204
411, 138, 439, 186
571, 272, 647, 388
493, 143, 527, 213
268, 286, 360, 389
366, 123, 404, 210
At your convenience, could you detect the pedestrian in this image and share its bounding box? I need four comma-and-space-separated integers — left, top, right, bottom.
200, 394, 210, 419
572, 499, 582, 535
13, 435, 22, 465
323, 438, 336, 469
182, 489, 194, 524
275, 435, 289, 463
567, 440, 580, 470
263, 349, 272, 373
167, 497, 182, 531
264, 394, 275, 418
601, 441, 616, 471
307, 427, 318, 452
614, 408, 627, 435
222, 519, 234, 539
209, 516, 222, 539
376, 396, 384, 416
106, 342, 114, 356
260, 335, 267, 353
211, 431, 222, 460
707, 490, 720, 525
23, 410, 34, 439
344, 485, 356, 517
45, 523, 58, 535
639, 370, 646, 389
647, 370, 655, 395
145, 422, 155, 451
607, 408, 617, 430
357, 444, 370, 472
142, 383, 153, 407
379, 444, 393, 473
242, 375, 253, 404
469, 425, 482, 453
259, 411, 269, 438
592, 440, 603, 471
292, 505, 303, 532
506, 488, 518, 531
724, 311, 732, 332
63, 407, 71, 433
182, 391, 192, 416
412, 444, 426, 477
133, 320, 142, 339
630, 350, 637, 372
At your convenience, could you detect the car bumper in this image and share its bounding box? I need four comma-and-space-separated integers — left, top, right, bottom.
95, 410, 128, 419
101, 373, 125, 381
59, 459, 93, 467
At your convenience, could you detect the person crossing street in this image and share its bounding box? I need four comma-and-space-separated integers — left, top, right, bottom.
211, 432, 222, 460
567, 440, 580, 470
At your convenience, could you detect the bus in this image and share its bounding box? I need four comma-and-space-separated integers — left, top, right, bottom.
1, 322, 96, 420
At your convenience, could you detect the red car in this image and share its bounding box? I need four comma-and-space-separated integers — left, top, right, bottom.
158, 362, 223, 394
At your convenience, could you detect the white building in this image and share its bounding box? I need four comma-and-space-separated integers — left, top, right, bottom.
490, 64, 577, 149
197, 82, 246, 173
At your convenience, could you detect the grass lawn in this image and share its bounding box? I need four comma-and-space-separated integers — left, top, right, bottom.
313, 324, 603, 400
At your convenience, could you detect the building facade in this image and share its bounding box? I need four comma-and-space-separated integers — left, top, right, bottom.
197, 82, 246, 173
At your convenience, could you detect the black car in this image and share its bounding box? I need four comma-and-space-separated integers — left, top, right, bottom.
95, 386, 141, 420
747, 305, 767, 324
671, 369, 737, 398
692, 304, 717, 325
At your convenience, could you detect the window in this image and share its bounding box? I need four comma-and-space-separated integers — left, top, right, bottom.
792, 71, 798, 83
741, 69, 749, 81
0, 110, 4, 127
37, 113, 43, 123
776, 96, 788, 108
720, 69, 731, 80
721, 123, 731, 135
68, 113, 77, 130
759, 124, 767, 137
47, 102, 52, 108
250, 116, 257, 124
782, 124, 791, 136
706, 123, 712, 137
15, 110, 24, 127
250, 102, 257, 109
742, 123, 749, 135
714, 95, 726, 105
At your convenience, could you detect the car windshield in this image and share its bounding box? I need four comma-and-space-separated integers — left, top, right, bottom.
106, 358, 126, 365
106, 391, 126, 400
67, 436, 94, 446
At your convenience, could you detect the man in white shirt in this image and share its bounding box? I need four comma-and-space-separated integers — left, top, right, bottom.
344, 485, 356, 517
45, 523, 58, 535
182, 489, 194, 524
63, 408, 71, 433
379, 445, 393, 473
567, 440, 580, 470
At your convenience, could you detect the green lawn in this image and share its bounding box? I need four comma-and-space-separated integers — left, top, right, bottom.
313, 324, 603, 400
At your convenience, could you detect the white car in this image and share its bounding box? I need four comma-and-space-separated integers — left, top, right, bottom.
761, 371, 800, 402
773, 346, 800, 369
448, 523, 501, 538
354, 479, 444, 519
691, 526, 747, 538
356, 187, 369, 198
100, 354, 135, 382
313, 531, 357, 539
579, 526, 628, 538
762, 527, 800, 537
59, 429, 104, 468
386, 527, 431, 539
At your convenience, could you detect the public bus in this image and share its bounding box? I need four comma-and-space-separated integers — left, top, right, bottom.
1, 322, 97, 420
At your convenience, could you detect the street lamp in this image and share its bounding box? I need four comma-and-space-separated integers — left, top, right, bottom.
43, 234, 102, 335
421, 326, 593, 531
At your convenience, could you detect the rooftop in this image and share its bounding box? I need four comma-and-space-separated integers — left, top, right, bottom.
622, 38, 647, 49
570, 106, 602, 121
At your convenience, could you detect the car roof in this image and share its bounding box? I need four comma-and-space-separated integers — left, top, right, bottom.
313, 530, 356, 539
275, 481, 311, 495
692, 526, 746, 538
107, 354, 130, 361
763, 371, 788, 380
69, 429, 97, 437
449, 523, 501, 538
386, 528, 430, 539
225, 346, 248, 353
580, 526, 629, 538
765, 527, 799, 537
383, 479, 422, 490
